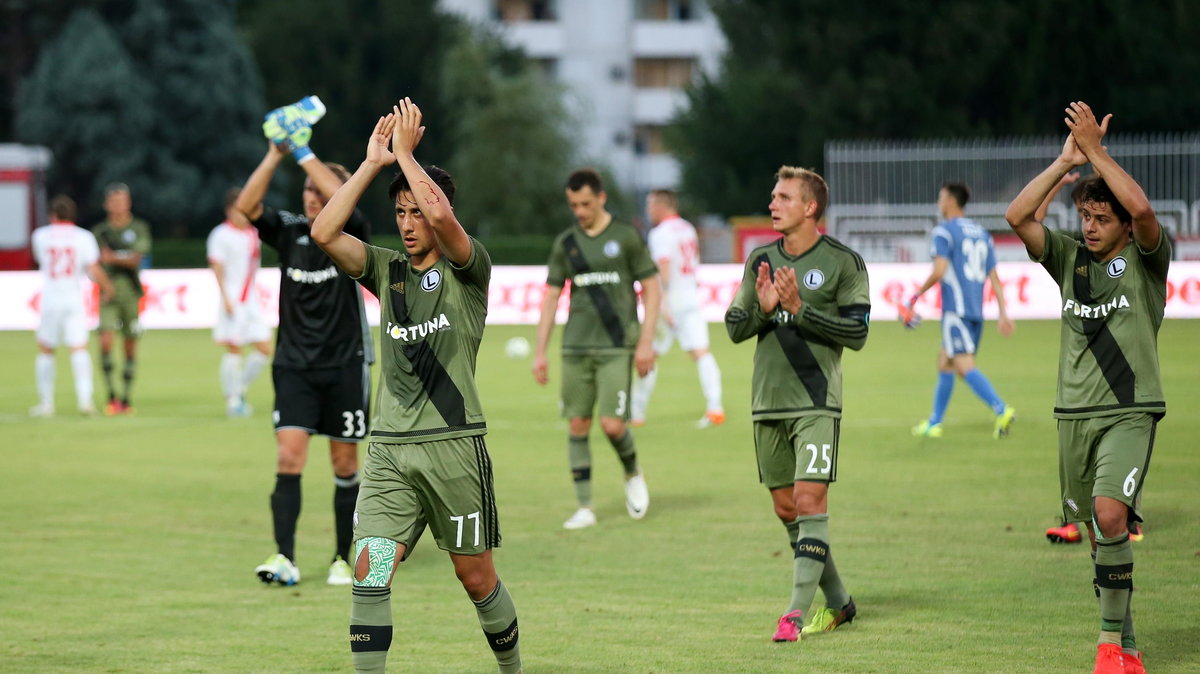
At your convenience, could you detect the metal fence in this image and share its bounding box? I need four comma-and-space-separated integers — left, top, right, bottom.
824, 134, 1200, 261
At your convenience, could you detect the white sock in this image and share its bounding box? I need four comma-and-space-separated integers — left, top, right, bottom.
220, 353, 243, 401
631, 368, 657, 421
70, 349, 94, 410
242, 350, 269, 393
35, 353, 55, 408
697, 353, 723, 412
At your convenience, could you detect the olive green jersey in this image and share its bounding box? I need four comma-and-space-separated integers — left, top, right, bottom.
355, 238, 491, 443
725, 236, 870, 420
1032, 226, 1170, 419
546, 221, 658, 354
93, 217, 152, 299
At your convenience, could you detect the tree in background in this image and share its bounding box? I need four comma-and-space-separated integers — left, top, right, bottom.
670, 0, 1200, 218
439, 26, 575, 239
16, 0, 266, 235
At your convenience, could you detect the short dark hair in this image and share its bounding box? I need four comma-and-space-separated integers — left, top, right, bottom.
941, 181, 970, 209
1071, 175, 1132, 225
49, 194, 76, 222
566, 168, 604, 193
388, 165, 456, 206
223, 187, 241, 211
104, 182, 129, 196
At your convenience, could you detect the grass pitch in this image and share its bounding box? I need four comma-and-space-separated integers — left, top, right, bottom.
1, 319, 1198, 673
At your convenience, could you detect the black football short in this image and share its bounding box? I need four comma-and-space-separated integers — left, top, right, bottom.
272, 362, 370, 441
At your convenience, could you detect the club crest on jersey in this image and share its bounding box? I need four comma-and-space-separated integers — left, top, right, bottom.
803, 269, 825, 289
123, 230, 136, 243
603, 240, 621, 258
296, 235, 311, 246
1107, 256, 1127, 278
421, 268, 442, 291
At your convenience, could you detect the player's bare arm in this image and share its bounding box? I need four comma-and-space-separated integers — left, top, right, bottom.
311, 114, 398, 277
209, 259, 234, 314
392, 98, 472, 265
912, 257, 949, 303
100, 246, 142, 269
235, 143, 287, 222
532, 285, 563, 385
1005, 134, 1087, 259
988, 268, 1014, 337
1066, 101, 1160, 250
88, 262, 114, 303
1034, 171, 1080, 224
635, 274, 661, 377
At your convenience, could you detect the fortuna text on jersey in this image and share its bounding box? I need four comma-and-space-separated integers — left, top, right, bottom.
287, 265, 339, 284
386, 314, 451, 342
572, 271, 621, 287
1063, 295, 1130, 319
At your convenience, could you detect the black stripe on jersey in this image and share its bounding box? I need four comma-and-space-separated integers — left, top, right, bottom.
372, 422, 486, 439
563, 234, 626, 347
1131, 418, 1157, 507
831, 417, 840, 482
804, 307, 869, 339
386, 258, 470, 428
1052, 401, 1165, 416
402, 342, 468, 427
474, 437, 501, 548
822, 236, 867, 272
771, 325, 829, 407
1073, 248, 1136, 404
754, 405, 842, 415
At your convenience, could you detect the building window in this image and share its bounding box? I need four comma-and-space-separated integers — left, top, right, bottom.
532, 58, 558, 79
634, 58, 696, 88
494, 0, 557, 21
636, 0, 696, 20
634, 125, 667, 155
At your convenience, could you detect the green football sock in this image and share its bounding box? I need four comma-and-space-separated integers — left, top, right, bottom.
473, 579, 521, 673
121, 357, 136, 405
568, 435, 592, 507
784, 516, 801, 546
100, 350, 116, 400
608, 429, 639, 477
787, 514, 830, 616
350, 586, 392, 673
819, 550, 850, 610
1121, 591, 1136, 652
1094, 533, 1132, 641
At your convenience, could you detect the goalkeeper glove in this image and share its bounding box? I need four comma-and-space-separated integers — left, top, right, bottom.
262, 95, 326, 163
901, 293, 921, 329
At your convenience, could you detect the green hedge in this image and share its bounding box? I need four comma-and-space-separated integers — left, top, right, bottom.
147, 233, 556, 268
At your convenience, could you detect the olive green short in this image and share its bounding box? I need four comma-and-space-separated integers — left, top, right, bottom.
1057, 412, 1156, 523
560, 352, 632, 420
754, 415, 840, 490
353, 435, 500, 558
98, 296, 142, 338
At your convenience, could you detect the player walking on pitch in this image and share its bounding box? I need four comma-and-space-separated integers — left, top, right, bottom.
629, 189, 724, 428
725, 166, 869, 642
1005, 102, 1167, 674
236, 102, 373, 588
311, 99, 521, 674
206, 187, 272, 417
533, 169, 660, 530
93, 182, 151, 415
31, 195, 113, 417
907, 181, 1016, 439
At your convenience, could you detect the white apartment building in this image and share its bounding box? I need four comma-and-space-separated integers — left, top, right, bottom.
440, 0, 726, 196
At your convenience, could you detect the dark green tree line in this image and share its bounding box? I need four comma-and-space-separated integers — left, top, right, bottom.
16, 0, 266, 234
669, 0, 1200, 217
